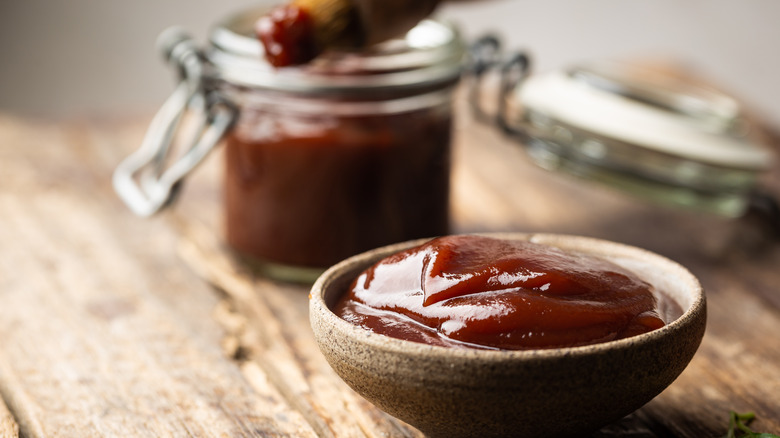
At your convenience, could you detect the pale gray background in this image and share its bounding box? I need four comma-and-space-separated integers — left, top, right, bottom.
1, 0, 778, 127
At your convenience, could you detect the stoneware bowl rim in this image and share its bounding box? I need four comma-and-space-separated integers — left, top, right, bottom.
310, 232, 705, 361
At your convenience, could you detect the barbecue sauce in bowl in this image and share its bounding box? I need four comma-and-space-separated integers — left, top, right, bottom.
334, 235, 665, 350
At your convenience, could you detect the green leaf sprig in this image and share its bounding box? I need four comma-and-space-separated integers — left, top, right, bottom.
724, 411, 780, 438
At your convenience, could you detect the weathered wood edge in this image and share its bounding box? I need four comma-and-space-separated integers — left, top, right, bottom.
0, 397, 19, 438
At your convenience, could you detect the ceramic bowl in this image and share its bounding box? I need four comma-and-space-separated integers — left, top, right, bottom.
309, 233, 706, 438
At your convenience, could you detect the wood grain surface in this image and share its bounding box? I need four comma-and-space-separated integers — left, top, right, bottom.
0, 87, 778, 438
0, 117, 315, 437
0, 397, 18, 438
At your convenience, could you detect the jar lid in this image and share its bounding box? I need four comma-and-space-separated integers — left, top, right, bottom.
494, 59, 777, 217
205, 6, 465, 94
517, 63, 773, 171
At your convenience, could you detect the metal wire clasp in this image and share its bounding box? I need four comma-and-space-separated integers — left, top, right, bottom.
466, 35, 531, 139
113, 28, 236, 217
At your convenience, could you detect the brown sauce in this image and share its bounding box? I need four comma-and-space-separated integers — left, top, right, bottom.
255, 4, 318, 67
335, 235, 666, 350
224, 106, 452, 270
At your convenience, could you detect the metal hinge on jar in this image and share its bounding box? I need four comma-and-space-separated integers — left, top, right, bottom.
113, 28, 237, 217
465, 34, 531, 139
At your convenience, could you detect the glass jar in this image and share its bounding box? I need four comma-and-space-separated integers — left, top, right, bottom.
114, 7, 465, 282
468, 38, 775, 219
512, 62, 773, 218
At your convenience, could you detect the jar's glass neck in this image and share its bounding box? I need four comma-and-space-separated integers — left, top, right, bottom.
216, 82, 457, 116
205, 8, 465, 93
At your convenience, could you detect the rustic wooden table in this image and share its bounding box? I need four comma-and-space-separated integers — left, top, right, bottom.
1, 96, 778, 437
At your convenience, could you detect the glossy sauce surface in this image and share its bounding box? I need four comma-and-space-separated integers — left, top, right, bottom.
335, 235, 666, 350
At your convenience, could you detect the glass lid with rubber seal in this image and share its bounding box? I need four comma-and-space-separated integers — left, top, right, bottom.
479, 52, 775, 218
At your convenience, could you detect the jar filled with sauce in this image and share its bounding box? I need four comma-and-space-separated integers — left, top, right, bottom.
113, 7, 465, 282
